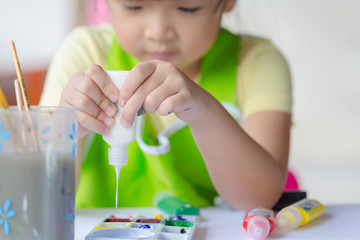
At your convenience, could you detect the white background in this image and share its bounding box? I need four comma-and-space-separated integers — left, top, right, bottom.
0, 0, 75, 73
223, 0, 360, 204
1, 0, 359, 204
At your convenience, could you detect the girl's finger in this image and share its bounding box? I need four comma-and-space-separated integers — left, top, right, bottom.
157, 88, 196, 120
142, 79, 180, 114
121, 91, 146, 128
119, 60, 158, 106
61, 97, 111, 137
84, 64, 120, 103
120, 69, 168, 127
62, 87, 114, 128
156, 93, 181, 116
77, 110, 110, 136
73, 72, 117, 118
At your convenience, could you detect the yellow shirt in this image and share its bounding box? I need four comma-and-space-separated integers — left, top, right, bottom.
40, 24, 292, 131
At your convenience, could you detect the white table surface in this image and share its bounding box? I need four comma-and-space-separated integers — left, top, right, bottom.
75, 205, 360, 240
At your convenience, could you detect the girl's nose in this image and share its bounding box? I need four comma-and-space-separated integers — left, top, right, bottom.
144, 13, 176, 42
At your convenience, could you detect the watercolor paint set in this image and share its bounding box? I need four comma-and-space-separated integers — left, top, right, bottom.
85, 214, 199, 240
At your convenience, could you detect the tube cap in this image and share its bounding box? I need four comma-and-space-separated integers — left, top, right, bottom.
275, 207, 302, 231
154, 193, 199, 216
247, 216, 271, 240
108, 147, 128, 167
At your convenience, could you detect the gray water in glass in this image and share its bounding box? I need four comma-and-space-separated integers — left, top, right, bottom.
0, 106, 77, 240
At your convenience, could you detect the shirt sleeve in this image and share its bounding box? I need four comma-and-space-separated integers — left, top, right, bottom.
39, 24, 113, 106
236, 36, 292, 119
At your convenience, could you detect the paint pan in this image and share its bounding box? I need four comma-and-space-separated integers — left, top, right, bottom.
85, 214, 199, 240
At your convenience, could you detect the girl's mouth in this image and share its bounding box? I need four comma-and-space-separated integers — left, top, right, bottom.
150, 51, 176, 60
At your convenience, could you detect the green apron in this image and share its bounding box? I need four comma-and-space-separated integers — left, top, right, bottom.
75, 28, 240, 209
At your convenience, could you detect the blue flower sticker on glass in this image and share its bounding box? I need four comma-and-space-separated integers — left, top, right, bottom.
69, 123, 77, 157
0, 122, 11, 152
0, 199, 16, 235
65, 199, 74, 221
33, 119, 51, 144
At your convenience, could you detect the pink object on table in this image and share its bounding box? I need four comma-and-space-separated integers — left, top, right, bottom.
284, 170, 300, 190
85, 0, 112, 25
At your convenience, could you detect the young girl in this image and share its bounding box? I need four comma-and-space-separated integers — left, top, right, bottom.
40, 0, 292, 211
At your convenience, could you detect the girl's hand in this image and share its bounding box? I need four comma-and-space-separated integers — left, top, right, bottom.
60, 64, 119, 138
119, 60, 213, 127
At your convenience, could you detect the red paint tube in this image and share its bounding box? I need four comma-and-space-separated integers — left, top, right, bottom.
243, 207, 275, 240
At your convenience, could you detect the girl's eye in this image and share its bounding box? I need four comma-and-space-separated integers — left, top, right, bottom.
178, 7, 201, 14
122, 5, 142, 11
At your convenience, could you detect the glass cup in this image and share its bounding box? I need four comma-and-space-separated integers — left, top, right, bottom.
0, 106, 77, 240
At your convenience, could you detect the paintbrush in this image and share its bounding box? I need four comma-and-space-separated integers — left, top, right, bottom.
10, 41, 40, 152
14, 79, 29, 151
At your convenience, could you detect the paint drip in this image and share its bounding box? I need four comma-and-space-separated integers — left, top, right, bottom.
115, 166, 120, 208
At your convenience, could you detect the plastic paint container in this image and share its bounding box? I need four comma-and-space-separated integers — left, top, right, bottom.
275, 198, 326, 231
103, 70, 136, 208
243, 207, 275, 240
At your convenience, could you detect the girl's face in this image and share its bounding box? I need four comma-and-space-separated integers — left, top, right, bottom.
108, 0, 235, 77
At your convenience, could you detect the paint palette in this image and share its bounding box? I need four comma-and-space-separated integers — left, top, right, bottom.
85, 214, 199, 240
